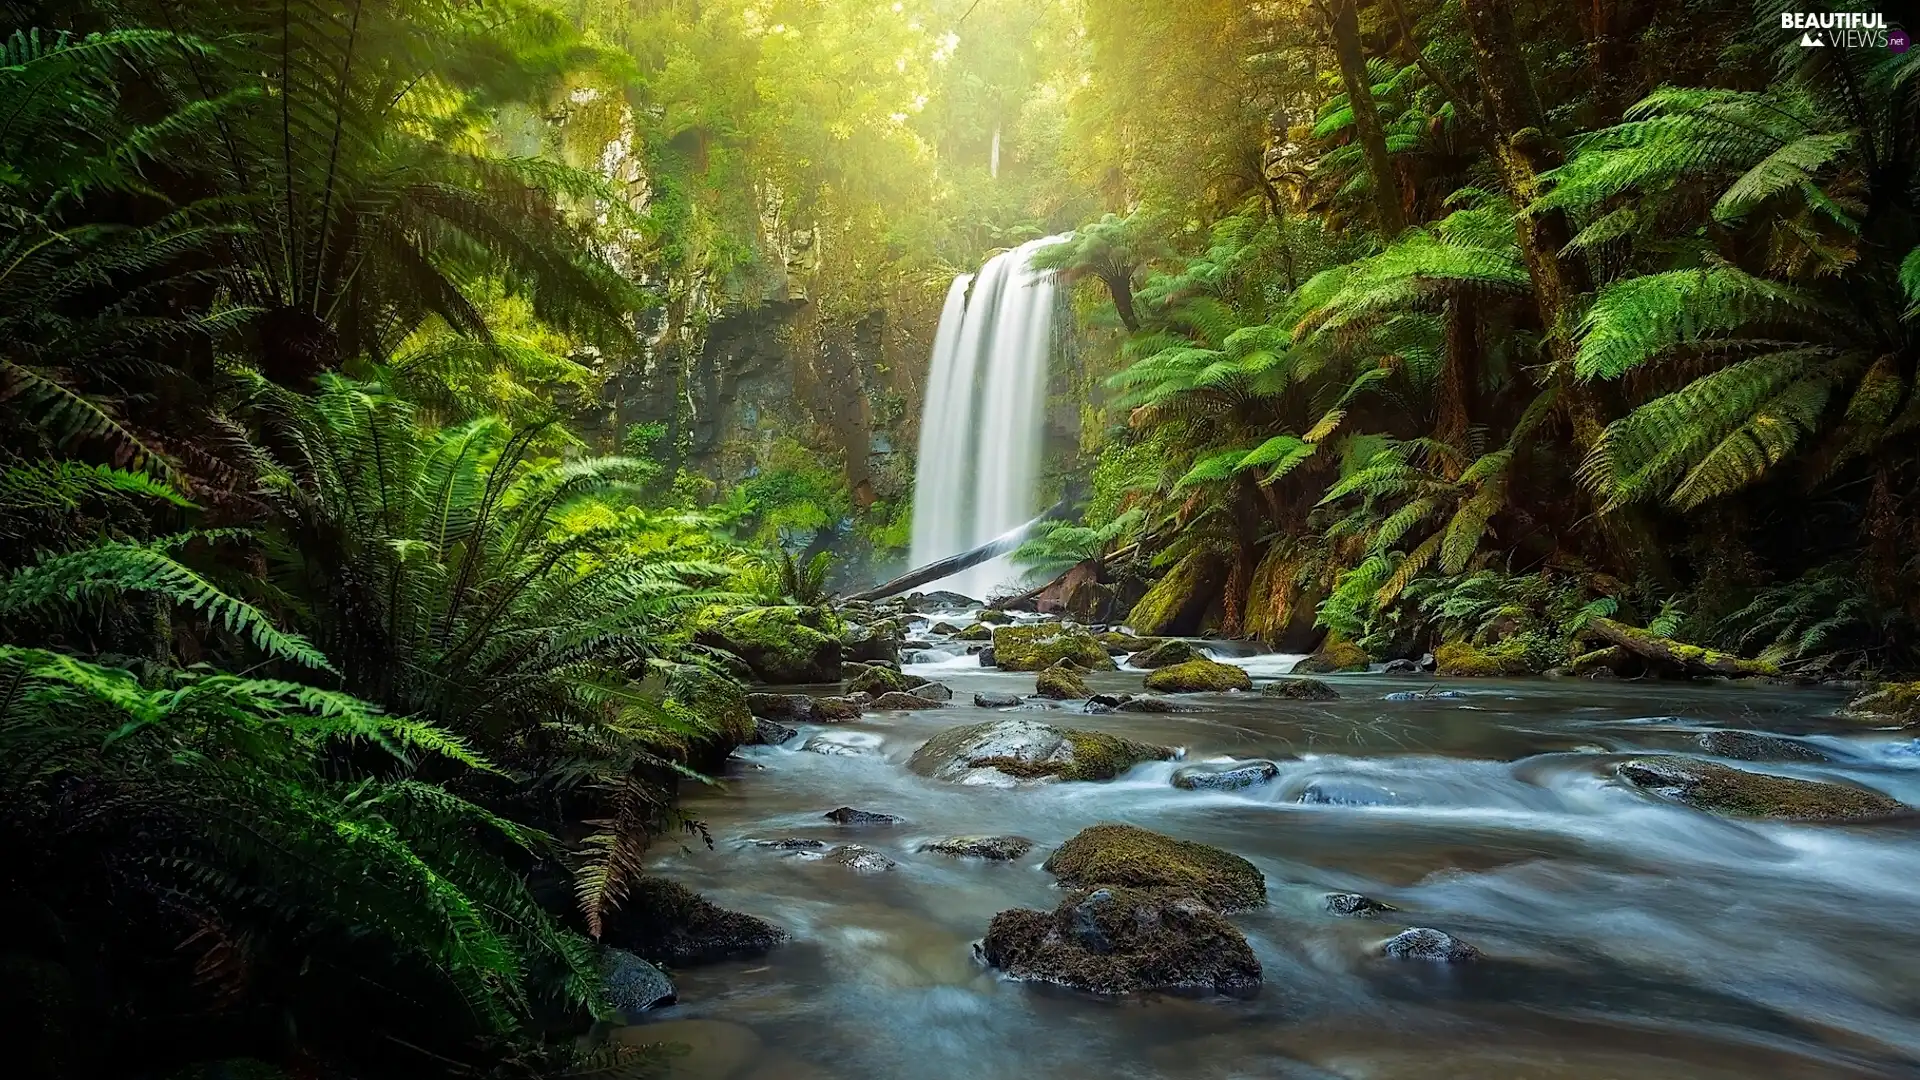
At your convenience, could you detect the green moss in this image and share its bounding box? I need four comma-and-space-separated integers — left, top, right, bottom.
1043, 824, 1266, 911
1142, 658, 1252, 693
975, 609, 1014, 625
1124, 550, 1220, 635
990, 624, 1115, 671
1847, 681, 1920, 724
663, 662, 756, 745
1433, 639, 1535, 676
1126, 639, 1199, 668
691, 604, 841, 683
1100, 631, 1158, 650
1036, 664, 1093, 699
955, 623, 994, 641
1291, 638, 1369, 674
979, 886, 1262, 996
1618, 757, 1904, 821
845, 662, 917, 695
1262, 677, 1338, 701
1059, 730, 1172, 779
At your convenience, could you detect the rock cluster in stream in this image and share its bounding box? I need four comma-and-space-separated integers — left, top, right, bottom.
978, 825, 1265, 997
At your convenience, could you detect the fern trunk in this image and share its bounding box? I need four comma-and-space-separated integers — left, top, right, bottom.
1328, 0, 1405, 236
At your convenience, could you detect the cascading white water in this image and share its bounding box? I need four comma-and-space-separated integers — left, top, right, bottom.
908, 235, 1066, 599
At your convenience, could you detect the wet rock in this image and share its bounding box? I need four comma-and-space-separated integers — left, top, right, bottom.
1383, 689, 1466, 702
912, 589, 979, 611
1435, 639, 1533, 677
811, 695, 863, 721
745, 692, 815, 721
824, 806, 900, 826
978, 646, 996, 666
907, 719, 1175, 784
845, 662, 920, 696
973, 691, 1024, 708
1171, 760, 1283, 791
990, 624, 1116, 672
1263, 677, 1338, 701
1143, 658, 1253, 693
929, 620, 967, 636
1380, 927, 1479, 962
1296, 778, 1401, 806
1043, 824, 1266, 912
911, 681, 955, 702
1292, 640, 1369, 674
976, 608, 1014, 625
1081, 700, 1116, 714
801, 734, 873, 756
661, 662, 755, 746
955, 623, 993, 641
750, 716, 797, 746
600, 948, 676, 1016
979, 885, 1261, 997
1126, 639, 1201, 669
1382, 659, 1421, 674
1616, 756, 1902, 820
691, 605, 843, 684
1324, 892, 1396, 918
602, 878, 787, 965
1036, 663, 1093, 699
869, 690, 944, 710
1088, 693, 1125, 709
825, 844, 897, 872
1844, 681, 1920, 725
845, 691, 872, 706
1115, 695, 1189, 713
752, 837, 827, 850
842, 621, 902, 664
923, 835, 1034, 860
1695, 729, 1830, 763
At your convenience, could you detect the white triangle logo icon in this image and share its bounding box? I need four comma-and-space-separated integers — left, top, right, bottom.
1800, 30, 1824, 46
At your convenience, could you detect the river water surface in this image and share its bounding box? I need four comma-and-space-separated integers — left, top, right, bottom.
636, 636, 1920, 1079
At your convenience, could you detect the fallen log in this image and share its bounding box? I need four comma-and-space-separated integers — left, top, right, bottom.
1581, 618, 1776, 679
839, 496, 1076, 603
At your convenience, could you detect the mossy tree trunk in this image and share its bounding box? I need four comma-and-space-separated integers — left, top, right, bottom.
1327, 0, 1405, 236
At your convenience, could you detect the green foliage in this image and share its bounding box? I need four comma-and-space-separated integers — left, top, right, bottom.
1014, 508, 1145, 577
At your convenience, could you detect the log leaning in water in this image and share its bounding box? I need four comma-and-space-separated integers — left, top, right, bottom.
1581, 618, 1776, 679
840, 496, 1076, 603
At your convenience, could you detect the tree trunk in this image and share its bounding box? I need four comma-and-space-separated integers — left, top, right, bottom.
839, 496, 1076, 603
1103, 272, 1142, 331
1458, 0, 1604, 449
1437, 297, 1474, 467
1328, 0, 1405, 236
1582, 618, 1776, 679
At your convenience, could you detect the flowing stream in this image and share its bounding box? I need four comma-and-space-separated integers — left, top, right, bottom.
640, 616, 1920, 1079
907, 238, 1066, 599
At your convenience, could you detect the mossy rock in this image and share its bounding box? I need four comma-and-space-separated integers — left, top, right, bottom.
663, 663, 756, 746
602, 878, 788, 965
1042, 824, 1266, 911
869, 690, 944, 710
1845, 682, 1920, 725
975, 608, 1014, 625
991, 624, 1116, 672
907, 719, 1173, 784
979, 886, 1261, 997
955, 623, 994, 641
1292, 639, 1369, 674
1143, 658, 1252, 693
1617, 756, 1904, 821
1124, 549, 1227, 636
1127, 639, 1200, 669
1434, 639, 1533, 677
923, 835, 1034, 860
692, 605, 843, 684
845, 662, 920, 696
841, 620, 902, 663
1099, 631, 1154, 650
1036, 664, 1093, 699
1262, 677, 1338, 701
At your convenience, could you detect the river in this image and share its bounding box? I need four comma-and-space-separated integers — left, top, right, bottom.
634, 627, 1920, 1079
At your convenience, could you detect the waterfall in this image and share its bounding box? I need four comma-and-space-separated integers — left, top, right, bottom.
908, 235, 1066, 599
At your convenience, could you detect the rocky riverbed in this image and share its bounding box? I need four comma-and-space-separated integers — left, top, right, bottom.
605, 598, 1920, 1079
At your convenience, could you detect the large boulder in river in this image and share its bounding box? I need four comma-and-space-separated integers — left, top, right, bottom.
1143, 658, 1252, 693
845, 662, 921, 696
1845, 681, 1920, 725
1036, 663, 1093, 699
599, 948, 676, 1016
990, 624, 1116, 672
1126, 639, 1200, 669
907, 719, 1174, 784
692, 605, 842, 684
979, 886, 1261, 997
923, 835, 1034, 860
869, 690, 944, 710
1292, 638, 1369, 674
1263, 677, 1339, 701
1124, 550, 1228, 636
1694, 729, 1830, 763
1043, 824, 1266, 911
1380, 927, 1480, 963
746, 692, 814, 722
602, 878, 787, 965
663, 662, 756, 746
1616, 756, 1903, 820
1171, 760, 1282, 791
841, 620, 902, 664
